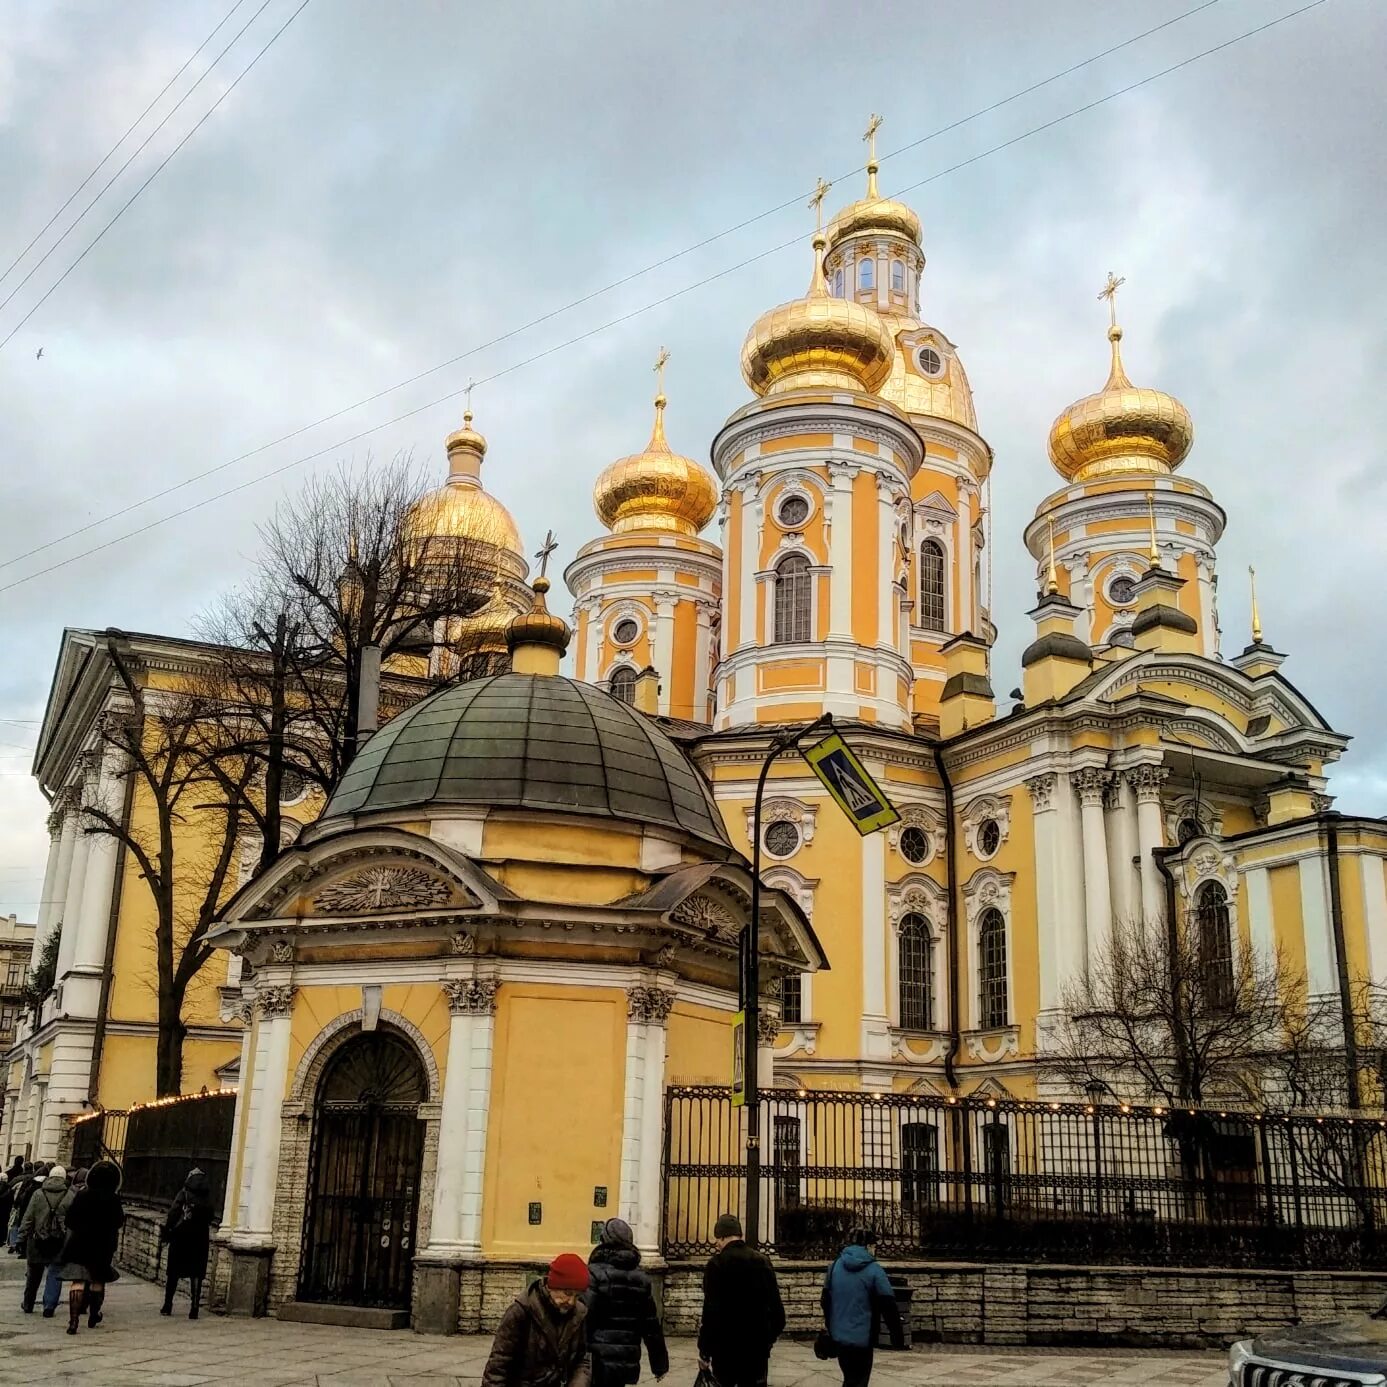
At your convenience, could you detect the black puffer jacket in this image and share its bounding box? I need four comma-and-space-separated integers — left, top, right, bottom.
584, 1240, 669, 1387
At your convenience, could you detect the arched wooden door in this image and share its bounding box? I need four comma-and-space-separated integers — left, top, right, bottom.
298, 1030, 426, 1309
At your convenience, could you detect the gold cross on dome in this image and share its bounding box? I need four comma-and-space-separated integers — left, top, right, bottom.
863, 112, 883, 157
535, 529, 558, 579
1098, 271, 1126, 327
653, 346, 670, 395
808, 177, 831, 231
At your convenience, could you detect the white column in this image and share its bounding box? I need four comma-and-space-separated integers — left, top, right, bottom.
222, 1008, 256, 1231
1195, 557, 1217, 658
430, 977, 498, 1255
1245, 866, 1275, 972
1073, 769, 1113, 975
41, 797, 80, 960
1027, 774, 1062, 1021
619, 985, 673, 1257
876, 478, 895, 649
737, 489, 759, 652
957, 482, 974, 632
653, 593, 677, 716
33, 808, 66, 956
64, 741, 127, 1017
1129, 765, 1170, 927
54, 787, 93, 983
860, 833, 890, 1060
1105, 776, 1139, 926
245, 986, 295, 1236
1299, 855, 1337, 1001
827, 464, 855, 638
583, 597, 601, 683
1360, 855, 1387, 984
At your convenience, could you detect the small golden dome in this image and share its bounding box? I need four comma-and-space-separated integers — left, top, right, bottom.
506, 575, 571, 657
405, 410, 525, 558
741, 231, 895, 397
1047, 325, 1194, 482
824, 133, 923, 251
593, 392, 718, 536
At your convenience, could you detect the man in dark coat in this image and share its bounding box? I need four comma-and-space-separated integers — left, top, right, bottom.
483, 1254, 592, 1387
56, 1158, 124, 1334
584, 1218, 668, 1387
160, 1167, 214, 1319
697, 1214, 785, 1387
821, 1228, 904, 1387
8, 1163, 39, 1250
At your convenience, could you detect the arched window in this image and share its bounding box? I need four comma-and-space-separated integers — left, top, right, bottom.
858, 257, 874, 291
773, 553, 812, 644
1197, 881, 1234, 1009
833, 267, 844, 297
919, 539, 947, 631
609, 666, 636, 705
978, 907, 1008, 1029
890, 259, 905, 292
898, 913, 933, 1031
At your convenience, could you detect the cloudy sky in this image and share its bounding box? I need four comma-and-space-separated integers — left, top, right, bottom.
0, 0, 1383, 918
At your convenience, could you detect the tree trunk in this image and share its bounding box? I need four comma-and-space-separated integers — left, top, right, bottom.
155, 989, 189, 1098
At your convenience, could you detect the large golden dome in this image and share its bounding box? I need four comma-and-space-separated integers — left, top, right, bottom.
405, 411, 525, 559
741, 231, 894, 397
593, 389, 717, 536
1048, 324, 1194, 482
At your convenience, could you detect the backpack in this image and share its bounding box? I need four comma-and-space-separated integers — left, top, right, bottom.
32, 1192, 65, 1260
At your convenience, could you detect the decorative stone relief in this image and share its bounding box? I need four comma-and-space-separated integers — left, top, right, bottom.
1070, 767, 1113, 807
1126, 764, 1170, 805
964, 1028, 1021, 1063
256, 984, 296, 1017
1164, 795, 1225, 844
961, 793, 1012, 857
744, 797, 819, 853
1024, 774, 1058, 813
651, 942, 677, 970
626, 985, 675, 1026
313, 865, 454, 913
760, 867, 815, 918
890, 1031, 949, 1065
756, 1009, 782, 1045
962, 868, 1015, 931
773, 1024, 821, 1060
887, 873, 946, 934
269, 939, 294, 964
671, 893, 739, 942
886, 804, 946, 865
442, 977, 498, 1016
449, 931, 476, 956
1172, 837, 1241, 936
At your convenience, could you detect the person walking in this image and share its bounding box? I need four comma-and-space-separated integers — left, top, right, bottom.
482, 1252, 592, 1387
160, 1167, 214, 1318
583, 1218, 668, 1387
820, 1228, 904, 1387
697, 1215, 785, 1387
55, 1158, 124, 1334
18, 1164, 73, 1315
8, 1162, 36, 1251
0, 1174, 12, 1251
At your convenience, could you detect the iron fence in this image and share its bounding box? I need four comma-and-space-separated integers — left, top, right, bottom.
69, 1109, 128, 1169
662, 1086, 1387, 1269
113, 1093, 235, 1214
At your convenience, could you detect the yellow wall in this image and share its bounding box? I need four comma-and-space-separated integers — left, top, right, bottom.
667, 1003, 732, 1086
483, 984, 627, 1256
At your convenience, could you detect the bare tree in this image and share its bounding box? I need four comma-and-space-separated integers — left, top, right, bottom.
81, 653, 253, 1096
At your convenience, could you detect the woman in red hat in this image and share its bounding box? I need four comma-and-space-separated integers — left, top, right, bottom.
483, 1252, 593, 1387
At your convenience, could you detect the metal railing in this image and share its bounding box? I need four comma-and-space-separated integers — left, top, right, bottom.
662, 1086, 1387, 1269
70, 1109, 128, 1169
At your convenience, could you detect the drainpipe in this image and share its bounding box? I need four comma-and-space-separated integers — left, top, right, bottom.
1153, 848, 1189, 1100
934, 744, 961, 1093
1324, 815, 1361, 1110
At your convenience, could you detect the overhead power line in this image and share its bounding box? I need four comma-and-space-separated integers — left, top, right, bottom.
0, 0, 1230, 574
0, 0, 312, 348
0, 0, 250, 290
0, 0, 1329, 601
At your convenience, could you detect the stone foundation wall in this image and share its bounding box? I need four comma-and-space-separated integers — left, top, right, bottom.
662, 1261, 1387, 1349
114, 1202, 167, 1283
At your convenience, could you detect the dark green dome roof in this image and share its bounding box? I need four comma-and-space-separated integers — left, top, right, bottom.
324, 673, 731, 850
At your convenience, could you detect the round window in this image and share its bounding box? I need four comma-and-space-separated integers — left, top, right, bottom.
764, 820, 801, 858
1177, 817, 1204, 845
612, 617, 640, 645
977, 818, 1001, 858
1107, 574, 1137, 607
777, 494, 810, 529
916, 346, 944, 378
279, 769, 305, 804
899, 825, 930, 865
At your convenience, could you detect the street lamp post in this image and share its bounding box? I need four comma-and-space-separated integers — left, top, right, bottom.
743, 712, 834, 1247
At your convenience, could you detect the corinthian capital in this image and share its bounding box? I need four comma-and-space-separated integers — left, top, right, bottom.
627, 985, 675, 1027
255, 984, 296, 1017
756, 1009, 782, 1045
1070, 767, 1112, 807
443, 977, 498, 1016
1024, 773, 1058, 813
1126, 764, 1170, 804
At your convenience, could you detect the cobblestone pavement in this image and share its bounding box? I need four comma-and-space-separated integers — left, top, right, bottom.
0, 1257, 1231, 1386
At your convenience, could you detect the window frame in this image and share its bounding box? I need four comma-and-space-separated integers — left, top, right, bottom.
1196, 880, 1235, 1010
918, 538, 948, 633
890, 259, 905, 292
772, 552, 814, 644
897, 911, 935, 1032
978, 905, 1009, 1030
857, 257, 875, 291
608, 665, 638, 705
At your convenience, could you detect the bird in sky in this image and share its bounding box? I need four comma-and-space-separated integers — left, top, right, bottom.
35, 347, 43, 360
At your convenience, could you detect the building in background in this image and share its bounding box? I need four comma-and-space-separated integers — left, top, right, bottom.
0, 915, 35, 1052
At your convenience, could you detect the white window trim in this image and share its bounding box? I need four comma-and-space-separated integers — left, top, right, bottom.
763, 865, 817, 1026
606, 661, 640, 701
963, 868, 1015, 1031
961, 793, 1012, 861
887, 873, 947, 1032
913, 513, 954, 636
761, 540, 823, 646
887, 804, 946, 867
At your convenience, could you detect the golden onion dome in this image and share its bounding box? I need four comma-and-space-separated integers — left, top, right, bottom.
1047, 323, 1194, 482
593, 388, 718, 536
506, 575, 571, 656
456, 596, 516, 654
404, 411, 525, 560
825, 118, 922, 252
741, 230, 895, 397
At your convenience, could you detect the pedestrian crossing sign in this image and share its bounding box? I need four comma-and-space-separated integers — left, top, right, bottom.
803, 732, 899, 835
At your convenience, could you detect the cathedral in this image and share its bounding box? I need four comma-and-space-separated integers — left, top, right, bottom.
6, 120, 1386, 1329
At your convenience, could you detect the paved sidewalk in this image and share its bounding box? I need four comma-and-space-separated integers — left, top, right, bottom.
0, 1258, 1231, 1386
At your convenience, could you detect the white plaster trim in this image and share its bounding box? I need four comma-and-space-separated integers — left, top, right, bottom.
288, 1006, 442, 1104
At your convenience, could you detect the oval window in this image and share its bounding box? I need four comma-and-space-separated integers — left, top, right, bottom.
899, 825, 930, 864
612, 617, 640, 645
777, 494, 810, 528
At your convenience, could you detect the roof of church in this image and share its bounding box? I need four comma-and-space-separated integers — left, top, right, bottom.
322, 672, 732, 851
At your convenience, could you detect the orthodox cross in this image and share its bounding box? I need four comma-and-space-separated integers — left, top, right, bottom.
535, 529, 558, 579
654, 346, 670, 395
1098, 271, 1126, 327
808, 177, 831, 232
463, 378, 476, 423
863, 112, 883, 159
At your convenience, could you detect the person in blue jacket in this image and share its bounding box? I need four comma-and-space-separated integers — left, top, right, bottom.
820, 1227, 904, 1387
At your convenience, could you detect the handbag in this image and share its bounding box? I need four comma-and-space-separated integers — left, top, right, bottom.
694, 1369, 720, 1387
813, 1330, 839, 1361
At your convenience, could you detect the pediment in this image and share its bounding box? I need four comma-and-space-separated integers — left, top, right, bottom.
916, 489, 957, 519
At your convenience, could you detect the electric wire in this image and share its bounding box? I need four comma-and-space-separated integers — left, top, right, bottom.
0, 0, 311, 346
0, 0, 1329, 600
0, 0, 1230, 573
0, 0, 250, 290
